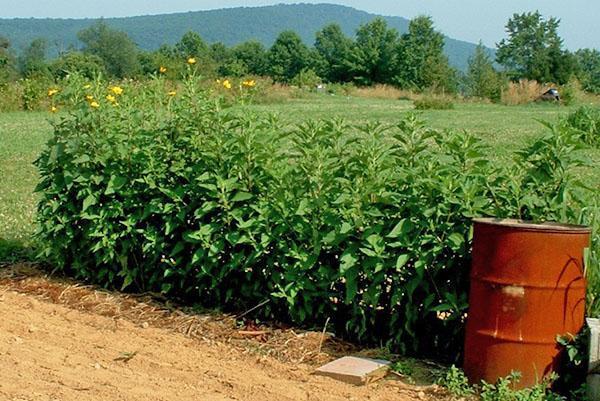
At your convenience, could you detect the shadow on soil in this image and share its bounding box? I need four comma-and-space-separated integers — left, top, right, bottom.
0, 238, 35, 265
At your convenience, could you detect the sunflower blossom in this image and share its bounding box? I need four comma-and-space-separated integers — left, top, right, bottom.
109, 86, 124, 95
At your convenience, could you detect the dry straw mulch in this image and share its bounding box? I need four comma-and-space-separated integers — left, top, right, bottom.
0, 263, 357, 366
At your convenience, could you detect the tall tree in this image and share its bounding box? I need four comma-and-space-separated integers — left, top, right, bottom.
267, 31, 310, 82
0, 36, 17, 83
575, 48, 600, 94
50, 51, 106, 80
395, 16, 456, 92
465, 42, 502, 101
232, 40, 268, 76
349, 18, 399, 85
18, 38, 49, 78
496, 11, 574, 84
314, 23, 353, 82
78, 21, 140, 78
210, 42, 247, 76
175, 31, 210, 60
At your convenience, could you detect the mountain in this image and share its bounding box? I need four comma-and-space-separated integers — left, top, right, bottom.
0, 3, 492, 70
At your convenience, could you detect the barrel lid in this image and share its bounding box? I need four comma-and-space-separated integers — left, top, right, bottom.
473, 218, 591, 233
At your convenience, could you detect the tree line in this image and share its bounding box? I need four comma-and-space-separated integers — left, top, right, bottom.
1, 11, 599, 99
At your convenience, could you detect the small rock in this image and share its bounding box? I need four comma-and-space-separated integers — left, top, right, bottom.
28, 325, 37, 333
13, 336, 23, 344
94, 363, 101, 370
314, 356, 390, 385
417, 391, 426, 400
140, 322, 149, 329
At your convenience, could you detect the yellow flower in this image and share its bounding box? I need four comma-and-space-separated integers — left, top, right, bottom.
83, 84, 92, 89
187, 57, 197, 65
85, 95, 94, 101
90, 101, 100, 108
167, 91, 177, 97
159, 66, 167, 73
106, 94, 117, 103
50, 106, 58, 113
222, 79, 232, 89
47, 88, 59, 97
242, 80, 256, 88
109, 86, 124, 95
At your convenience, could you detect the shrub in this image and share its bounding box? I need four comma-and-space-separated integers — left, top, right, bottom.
252, 80, 299, 104
50, 52, 106, 80
558, 80, 583, 106
0, 81, 24, 112
413, 96, 454, 110
290, 68, 321, 88
325, 82, 355, 97
35, 74, 598, 360
563, 105, 600, 146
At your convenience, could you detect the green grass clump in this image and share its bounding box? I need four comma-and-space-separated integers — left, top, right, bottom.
414, 96, 455, 110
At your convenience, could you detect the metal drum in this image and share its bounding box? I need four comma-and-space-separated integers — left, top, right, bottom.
463, 218, 590, 387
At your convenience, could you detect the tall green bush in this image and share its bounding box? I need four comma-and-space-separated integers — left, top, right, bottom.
34, 74, 598, 359
563, 105, 600, 146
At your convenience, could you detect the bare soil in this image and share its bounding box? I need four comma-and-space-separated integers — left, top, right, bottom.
0, 264, 449, 401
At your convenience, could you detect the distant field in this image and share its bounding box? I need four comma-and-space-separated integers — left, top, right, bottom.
1, 96, 599, 259
249, 96, 572, 149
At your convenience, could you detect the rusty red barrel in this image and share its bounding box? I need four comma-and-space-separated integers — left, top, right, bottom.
464, 218, 590, 387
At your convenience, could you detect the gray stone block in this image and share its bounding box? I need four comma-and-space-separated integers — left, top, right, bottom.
588, 318, 600, 374
314, 356, 390, 385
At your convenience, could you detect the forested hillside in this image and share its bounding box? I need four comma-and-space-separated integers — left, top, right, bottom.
0, 3, 491, 70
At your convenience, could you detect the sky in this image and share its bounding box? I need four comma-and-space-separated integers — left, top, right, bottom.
0, 0, 597, 50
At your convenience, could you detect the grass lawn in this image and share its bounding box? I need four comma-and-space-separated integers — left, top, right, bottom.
250, 96, 572, 149
1, 96, 599, 260
0, 111, 52, 259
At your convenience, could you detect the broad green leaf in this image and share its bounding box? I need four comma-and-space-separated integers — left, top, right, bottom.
105, 175, 128, 195
447, 232, 464, 250
231, 191, 253, 202
387, 219, 409, 238
340, 249, 357, 273
82, 194, 97, 211
396, 254, 410, 270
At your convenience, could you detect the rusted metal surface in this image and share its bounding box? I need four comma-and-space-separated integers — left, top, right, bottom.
463, 218, 590, 387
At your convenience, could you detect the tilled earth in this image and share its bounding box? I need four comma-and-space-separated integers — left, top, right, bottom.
0, 264, 449, 401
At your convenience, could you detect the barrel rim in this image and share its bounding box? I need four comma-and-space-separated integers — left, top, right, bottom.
473, 218, 591, 233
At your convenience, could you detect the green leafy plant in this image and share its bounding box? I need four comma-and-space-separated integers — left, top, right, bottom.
34, 71, 598, 364
414, 96, 454, 110
479, 372, 550, 401
563, 105, 600, 146
437, 367, 573, 401
437, 365, 475, 398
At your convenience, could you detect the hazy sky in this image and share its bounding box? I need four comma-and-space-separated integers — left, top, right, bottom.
0, 0, 597, 50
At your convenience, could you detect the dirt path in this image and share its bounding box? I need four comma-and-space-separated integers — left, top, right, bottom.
0, 266, 446, 401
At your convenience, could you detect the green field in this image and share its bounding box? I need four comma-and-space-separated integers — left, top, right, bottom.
1, 96, 599, 260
